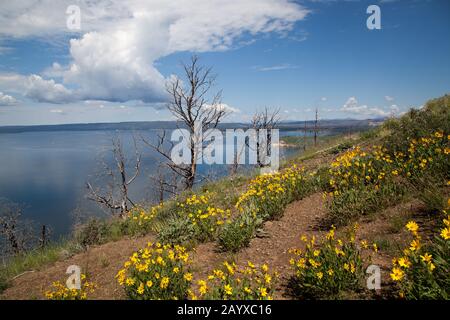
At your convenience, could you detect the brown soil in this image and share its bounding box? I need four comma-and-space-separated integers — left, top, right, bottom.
234, 193, 326, 299
1, 235, 154, 300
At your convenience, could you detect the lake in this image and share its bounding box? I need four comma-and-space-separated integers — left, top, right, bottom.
0, 129, 311, 239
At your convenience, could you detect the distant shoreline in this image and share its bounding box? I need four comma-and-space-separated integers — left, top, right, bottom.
0, 119, 384, 134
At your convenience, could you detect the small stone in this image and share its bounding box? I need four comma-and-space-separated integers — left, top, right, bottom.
58, 249, 71, 260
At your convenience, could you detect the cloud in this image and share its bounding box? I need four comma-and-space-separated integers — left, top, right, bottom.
0, 46, 13, 55
205, 103, 240, 114
0, 73, 26, 92
0, 92, 18, 106
42, 62, 68, 78
0, 0, 309, 104
389, 104, 400, 113
253, 64, 298, 72
25, 75, 75, 104
49, 108, 65, 114
341, 96, 391, 117
0, 73, 74, 103
384, 95, 395, 102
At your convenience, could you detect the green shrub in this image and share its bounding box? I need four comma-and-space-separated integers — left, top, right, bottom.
158, 217, 198, 245
218, 212, 261, 252
383, 95, 450, 152
311, 166, 333, 193
328, 141, 353, 155
0, 274, 9, 293
74, 218, 111, 248
407, 173, 448, 214
158, 193, 231, 245
360, 128, 380, 141
326, 180, 406, 226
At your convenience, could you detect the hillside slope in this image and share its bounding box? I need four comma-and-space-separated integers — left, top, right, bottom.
1, 94, 449, 300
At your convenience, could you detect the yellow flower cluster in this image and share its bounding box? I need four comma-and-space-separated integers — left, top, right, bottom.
328, 145, 398, 196
235, 164, 306, 220
289, 224, 375, 297
390, 221, 429, 282
441, 214, 450, 240
390, 208, 450, 299
116, 242, 191, 300
440, 198, 450, 240
327, 132, 449, 197
176, 192, 232, 239
45, 274, 96, 300
128, 203, 164, 226
191, 261, 277, 300
399, 133, 449, 174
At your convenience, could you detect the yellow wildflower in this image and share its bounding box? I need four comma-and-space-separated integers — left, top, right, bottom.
390, 268, 404, 281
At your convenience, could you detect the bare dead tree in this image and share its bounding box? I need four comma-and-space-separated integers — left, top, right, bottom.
250, 107, 281, 168
39, 225, 51, 249
228, 142, 246, 176
144, 55, 227, 190
303, 119, 307, 151
86, 136, 141, 219
314, 108, 319, 146
0, 199, 36, 256
148, 164, 179, 203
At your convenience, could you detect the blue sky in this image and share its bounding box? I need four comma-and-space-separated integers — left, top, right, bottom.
0, 0, 449, 125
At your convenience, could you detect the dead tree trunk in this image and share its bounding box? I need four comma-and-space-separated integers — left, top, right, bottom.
144, 55, 227, 191
86, 136, 141, 219
303, 120, 307, 151
39, 225, 50, 249
251, 107, 280, 168
314, 108, 319, 147
0, 199, 36, 256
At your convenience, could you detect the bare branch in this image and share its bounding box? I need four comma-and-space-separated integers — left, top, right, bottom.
86, 136, 141, 218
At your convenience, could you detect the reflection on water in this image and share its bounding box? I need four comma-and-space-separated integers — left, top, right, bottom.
0, 129, 306, 238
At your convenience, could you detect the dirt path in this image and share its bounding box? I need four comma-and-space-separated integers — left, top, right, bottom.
190, 193, 327, 299
234, 193, 326, 298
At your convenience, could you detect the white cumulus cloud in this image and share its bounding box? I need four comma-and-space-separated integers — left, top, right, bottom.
25, 75, 75, 104
341, 96, 390, 117
0, 92, 18, 106
205, 103, 240, 114
0, 0, 309, 104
